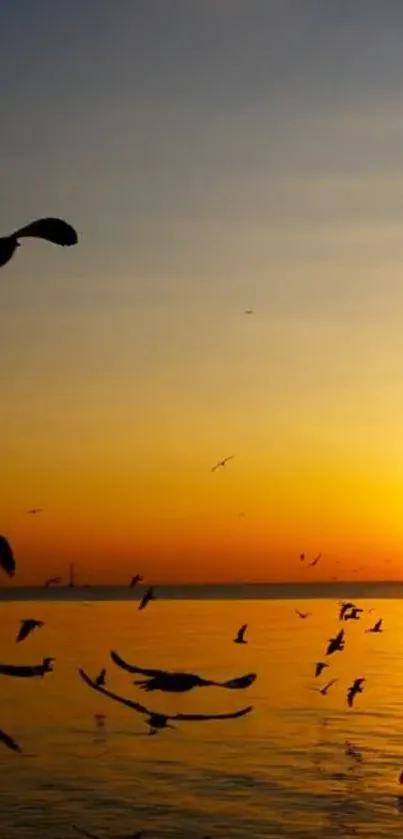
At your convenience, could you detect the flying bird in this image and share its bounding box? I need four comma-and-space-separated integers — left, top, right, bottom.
0, 217, 78, 269
310, 552, 322, 567
0, 535, 15, 578
0, 727, 22, 753
233, 624, 248, 644
344, 607, 363, 621
110, 650, 256, 692
0, 657, 54, 678
326, 629, 345, 656
139, 586, 155, 611
44, 576, 62, 587
367, 619, 383, 633
129, 574, 143, 588
95, 669, 106, 687
78, 668, 252, 734
25, 508, 43, 515
347, 678, 365, 708
244, 310, 253, 315
339, 601, 356, 621
295, 609, 311, 619
16, 619, 44, 643
211, 455, 234, 473
312, 678, 337, 696
299, 553, 305, 561
315, 662, 328, 678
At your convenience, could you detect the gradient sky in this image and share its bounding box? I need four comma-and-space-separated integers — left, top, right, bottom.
1, 1, 403, 584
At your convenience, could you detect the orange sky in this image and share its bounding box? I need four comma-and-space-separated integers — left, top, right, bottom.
2, 4, 403, 584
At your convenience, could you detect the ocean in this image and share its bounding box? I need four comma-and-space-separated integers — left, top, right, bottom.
0, 587, 402, 838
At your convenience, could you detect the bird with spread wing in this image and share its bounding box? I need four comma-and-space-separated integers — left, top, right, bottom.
110, 650, 256, 692
0, 217, 78, 269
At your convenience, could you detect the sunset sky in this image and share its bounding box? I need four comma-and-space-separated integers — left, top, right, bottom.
1, 1, 403, 584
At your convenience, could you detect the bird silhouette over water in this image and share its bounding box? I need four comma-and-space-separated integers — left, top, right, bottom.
344, 607, 363, 621
295, 609, 311, 619
95, 669, 106, 687
0, 727, 22, 753
339, 602, 356, 621
367, 619, 383, 633
310, 552, 322, 567
326, 629, 345, 656
110, 650, 256, 692
211, 455, 234, 472
0, 217, 78, 269
16, 619, 44, 643
347, 678, 365, 708
139, 586, 155, 611
312, 678, 337, 696
0, 535, 15, 578
78, 668, 253, 735
315, 662, 329, 678
0, 657, 54, 678
129, 574, 143, 588
25, 508, 43, 515
234, 624, 248, 644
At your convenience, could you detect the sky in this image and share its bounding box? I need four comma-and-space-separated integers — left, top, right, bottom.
1, 1, 403, 584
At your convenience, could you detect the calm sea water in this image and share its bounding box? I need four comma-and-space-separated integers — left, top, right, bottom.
0, 591, 402, 838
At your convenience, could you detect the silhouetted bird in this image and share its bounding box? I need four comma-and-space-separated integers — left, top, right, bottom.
310, 552, 322, 567
244, 310, 253, 315
0, 727, 21, 753
44, 576, 62, 587
0, 657, 54, 678
347, 678, 365, 708
78, 668, 252, 735
326, 629, 345, 656
339, 602, 356, 621
312, 678, 337, 696
300, 553, 305, 561
95, 669, 106, 687
315, 662, 328, 678
233, 624, 248, 644
129, 574, 143, 588
25, 508, 43, 515
211, 455, 234, 472
110, 650, 256, 692
367, 619, 383, 633
344, 607, 363, 621
16, 619, 44, 643
139, 586, 155, 611
295, 609, 311, 619
0, 217, 78, 269
0, 535, 15, 578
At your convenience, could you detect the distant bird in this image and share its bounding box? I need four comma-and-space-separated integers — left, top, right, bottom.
0, 535, 15, 578
347, 678, 365, 708
110, 650, 256, 693
312, 678, 337, 696
129, 574, 143, 588
315, 662, 328, 678
339, 601, 356, 621
16, 619, 44, 643
25, 508, 43, 515
0, 657, 54, 678
244, 310, 253, 315
78, 668, 253, 735
0, 217, 78, 269
0, 727, 21, 753
44, 576, 62, 587
295, 609, 311, 619
344, 607, 363, 621
95, 669, 106, 687
139, 586, 155, 611
233, 624, 247, 644
310, 552, 322, 567
367, 619, 383, 633
326, 629, 345, 656
299, 553, 305, 561
211, 455, 234, 473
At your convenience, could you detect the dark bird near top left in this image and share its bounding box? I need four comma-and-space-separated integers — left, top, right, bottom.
16, 619, 44, 643
0, 217, 78, 269
0, 535, 15, 578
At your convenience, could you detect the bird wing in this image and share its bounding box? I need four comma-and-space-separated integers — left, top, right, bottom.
14, 217, 78, 246
16, 622, 30, 643
0, 535, 15, 577
375, 619, 382, 630
171, 705, 252, 721
0, 728, 21, 752
220, 673, 256, 690
325, 679, 337, 690
238, 623, 247, 638
223, 455, 234, 465
110, 650, 165, 678
78, 668, 150, 715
